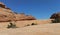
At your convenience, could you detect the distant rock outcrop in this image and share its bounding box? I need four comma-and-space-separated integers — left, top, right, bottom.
50, 12, 60, 19
0, 2, 36, 22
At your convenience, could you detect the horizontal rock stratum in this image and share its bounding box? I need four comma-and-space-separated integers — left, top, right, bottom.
0, 2, 36, 22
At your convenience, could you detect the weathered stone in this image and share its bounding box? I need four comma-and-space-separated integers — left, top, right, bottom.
50, 12, 60, 19
0, 2, 6, 8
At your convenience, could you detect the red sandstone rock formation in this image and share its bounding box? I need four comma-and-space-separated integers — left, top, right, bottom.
0, 2, 36, 22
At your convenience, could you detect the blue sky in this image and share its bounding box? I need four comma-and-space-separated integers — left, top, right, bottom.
0, 0, 60, 19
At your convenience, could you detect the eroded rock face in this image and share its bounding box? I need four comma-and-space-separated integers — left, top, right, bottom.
50, 12, 60, 19
14, 13, 36, 21
0, 2, 36, 22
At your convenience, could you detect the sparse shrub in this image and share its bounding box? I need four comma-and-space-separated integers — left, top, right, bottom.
26, 24, 30, 26
31, 23, 37, 25
25, 23, 37, 27
7, 22, 18, 28
52, 18, 60, 23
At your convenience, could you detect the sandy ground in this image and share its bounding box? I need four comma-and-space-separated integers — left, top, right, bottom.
0, 23, 60, 35
0, 20, 51, 28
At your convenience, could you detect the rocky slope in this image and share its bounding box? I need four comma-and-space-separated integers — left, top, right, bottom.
0, 2, 36, 22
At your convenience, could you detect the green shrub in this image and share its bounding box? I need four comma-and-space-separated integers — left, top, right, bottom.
7, 22, 18, 28
25, 23, 37, 27
31, 23, 37, 25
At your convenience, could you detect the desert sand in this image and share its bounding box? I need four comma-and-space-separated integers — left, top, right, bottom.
0, 23, 60, 35
0, 20, 51, 28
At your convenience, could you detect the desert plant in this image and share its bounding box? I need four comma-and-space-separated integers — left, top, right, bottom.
25, 23, 37, 27
7, 22, 18, 28
31, 23, 37, 25
26, 24, 30, 26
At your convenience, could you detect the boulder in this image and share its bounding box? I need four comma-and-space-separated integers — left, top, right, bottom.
50, 12, 60, 19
